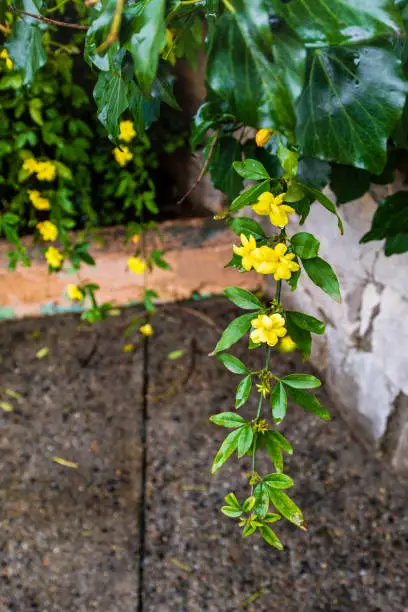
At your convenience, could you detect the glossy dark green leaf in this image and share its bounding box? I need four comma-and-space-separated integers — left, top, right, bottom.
228, 180, 270, 213
270, 382, 287, 424
224, 286, 263, 310
93, 72, 128, 138
228, 217, 266, 242
282, 374, 321, 390
285, 311, 325, 335
259, 525, 283, 549
268, 430, 293, 455
297, 157, 331, 190
268, 0, 403, 46
263, 473, 294, 490
211, 428, 242, 473
124, 0, 166, 96
299, 183, 344, 234
265, 433, 284, 473
235, 375, 252, 409
287, 387, 331, 421
216, 353, 249, 374
296, 47, 407, 174
209, 136, 243, 199
212, 313, 254, 354
210, 412, 247, 428
302, 257, 341, 303
237, 425, 254, 458
361, 192, 408, 256
254, 483, 270, 519
233, 159, 270, 181
221, 506, 242, 518
191, 102, 234, 149
285, 314, 312, 361
277, 142, 299, 178
224, 492, 241, 510
6, 20, 47, 86
291, 232, 320, 259
268, 489, 305, 530
330, 164, 371, 204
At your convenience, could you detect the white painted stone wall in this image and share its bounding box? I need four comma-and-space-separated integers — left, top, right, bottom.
276, 187, 408, 472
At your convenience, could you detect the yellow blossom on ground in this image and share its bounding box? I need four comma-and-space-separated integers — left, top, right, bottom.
28, 190, 50, 211
119, 120, 137, 143
140, 323, 153, 337
128, 256, 146, 275
255, 128, 273, 147
252, 192, 295, 228
45, 246, 63, 269
0, 49, 13, 71
36, 221, 58, 242
23, 157, 38, 174
132, 234, 141, 244
278, 335, 297, 353
250, 313, 287, 347
122, 343, 134, 352
113, 146, 133, 167
67, 284, 83, 301
35, 161, 56, 181
233, 233, 258, 271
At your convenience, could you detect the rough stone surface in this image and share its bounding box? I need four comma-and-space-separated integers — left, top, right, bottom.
270, 188, 408, 471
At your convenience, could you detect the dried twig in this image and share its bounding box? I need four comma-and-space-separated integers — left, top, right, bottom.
177, 130, 220, 206
9, 8, 89, 30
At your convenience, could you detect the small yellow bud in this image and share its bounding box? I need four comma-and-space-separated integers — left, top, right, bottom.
132, 234, 141, 245
140, 323, 153, 337
255, 128, 273, 147
278, 335, 297, 353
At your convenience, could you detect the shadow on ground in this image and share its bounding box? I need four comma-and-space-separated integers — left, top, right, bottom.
0, 299, 407, 612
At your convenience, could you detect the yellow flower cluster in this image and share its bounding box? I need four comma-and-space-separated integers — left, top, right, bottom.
0, 49, 13, 71
127, 256, 146, 275
255, 128, 273, 147
250, 314, 287, 347
67, 284, 83, 301
233, 234, 300, 281
45, 246, 63, 269
119, 120, 136, 143
28, 190, 50, 211
36, 221, 58, 242
23, 158, 56, 181
113, 146, 133, 167
252, 192, 295, 228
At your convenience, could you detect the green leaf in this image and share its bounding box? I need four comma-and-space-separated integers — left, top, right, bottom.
302, 257, 341, 303
299, 184, 343, 234
0, 74, 23, 90
277, 142, 299, 178
224, 492, 241, 510
242, 496, 256, 513
259, 525, 283, 550
191, 102, 234, 149
233, 159, 270, 181
361, 192, 408, 256
270, 382, 287, 425
210, 412, 247, 428
268, 430, 293, 455
268, 489, 305, 530
237, 425, 254, 458
211, 428, 242, 473
268, 0, 403, 46
6, 20, 47, 86
263, 513, 281, 524
228, 180, 270, 213
216, 353, 249, 374
285, 311, 325, 335
235, 375, 252, 409
167, 350, 184, 360
151, 250, 171, 270
285, 314, 312, 361
93, 71, 128, 138
254, 483, 269, 519
296, 47, 408, 174
242, 523, 257, 537
263, 473, 294, 490
124, 0, 166, 96
221, 506, 242, 518
284, 182, 305, 203
224, 287, 263, 310
209, 136, 243, 200
330, 164, 371, 204
212, 312, 254, 354
265, 434, 284, 473
282, 374, 322, 390
291, 232, 320, 259
228, 217, 266, 242
287, 387, 331, 421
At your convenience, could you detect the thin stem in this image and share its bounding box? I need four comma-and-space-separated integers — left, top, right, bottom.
95, 0, 125, 54
9, 8, 89, 29
275, 280, 282, 303
176, 130, 219, 206
251, 345, 271, 493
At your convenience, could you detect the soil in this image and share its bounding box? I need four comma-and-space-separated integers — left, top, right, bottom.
0, 299, 407, 612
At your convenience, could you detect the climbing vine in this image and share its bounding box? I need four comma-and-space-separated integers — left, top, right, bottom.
1, 0, 408, 547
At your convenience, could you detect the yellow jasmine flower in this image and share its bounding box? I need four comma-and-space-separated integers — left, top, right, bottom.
28, 190, 50, 211
119, 120, 137, 143
233, 233, 258, 271
252, 245, 278, 275
132, 234, 141, 245
278, 336, 297, 353
122, 343, 134, 352
256, 380, 271, 398
23, 157, 38, 174
250, 313, 287, 347
255, 128, 273, 147
36, 221, 58, 242
45, 246, 63, 269
36, 161, 56, 182
0, 49, 13, 71
252, 192, 295, 228
128, 256, 146, 275
113, 146, 133, 167
254, 418, 269, 433
67, 284, 83, 301
269, 243, 300, 281
140, 323, 153, 337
